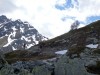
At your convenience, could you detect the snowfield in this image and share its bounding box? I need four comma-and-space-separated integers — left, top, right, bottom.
86, 44, 98, 48
55, 50, 67, 55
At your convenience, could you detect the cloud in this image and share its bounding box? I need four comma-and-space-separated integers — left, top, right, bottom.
0, 0, 17, 14
56, 0, 100, 21
5, 0, 74, 38
77, 0, 100, 19
1, 0, 100, 38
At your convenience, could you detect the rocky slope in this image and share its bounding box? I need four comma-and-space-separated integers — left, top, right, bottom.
0, 15, 48, 53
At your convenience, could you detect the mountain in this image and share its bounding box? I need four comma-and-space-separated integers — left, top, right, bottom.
0, 15, 48, 53
0, 20, 100, 75
28, 20, 100, 75
35, 20, 100, 51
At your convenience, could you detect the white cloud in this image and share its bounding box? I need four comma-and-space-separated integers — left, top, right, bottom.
0, 0, 17, 14
5, 0, 74, 38
1, 0, 100, 38
78, 0, 100, 17
56, 0, 66, 6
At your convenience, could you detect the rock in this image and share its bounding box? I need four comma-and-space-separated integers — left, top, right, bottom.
54, 47, 100, 75
0, 64, 33, 75
0, 51, 7, 69
55, 56, 94, 75
32, 65, 51, 75
11, 61, 44, 71
0, 60, 53, 75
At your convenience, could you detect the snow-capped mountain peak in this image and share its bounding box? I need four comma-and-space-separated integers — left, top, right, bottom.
0, 15, 48, 53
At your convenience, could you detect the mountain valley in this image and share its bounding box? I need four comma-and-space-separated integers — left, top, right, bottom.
0, 16, 100, 75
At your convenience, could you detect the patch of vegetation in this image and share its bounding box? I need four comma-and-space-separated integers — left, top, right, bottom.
93, 49, 100, 54
68, 46, 85, 54
67, 46, 85, 58
86, 61, 100, 74
5, 50, 56, 64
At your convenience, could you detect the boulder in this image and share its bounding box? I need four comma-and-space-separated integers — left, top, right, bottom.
0, 51, 7, 69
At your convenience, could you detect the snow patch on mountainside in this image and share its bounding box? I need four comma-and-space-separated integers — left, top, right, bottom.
3, 33, 16, 47
20, 27, 24, 33
32, 35, 38, 44
12, 26, 17, 37
26, 44, 35, 49
86, 44, 98, 48
21, 36, 30, 42
3, 39, 15, 47
55, 50, 67, 55
12, 46, 17, 50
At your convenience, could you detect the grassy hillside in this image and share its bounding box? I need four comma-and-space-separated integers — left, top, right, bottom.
5, 50, 56, 64
37, 20, 100, 49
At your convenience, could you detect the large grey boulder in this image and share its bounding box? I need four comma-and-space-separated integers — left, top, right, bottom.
55, 55, 94, 75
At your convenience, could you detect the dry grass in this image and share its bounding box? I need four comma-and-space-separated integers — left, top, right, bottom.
67, 46, 85, 58
5, 50, 56, 64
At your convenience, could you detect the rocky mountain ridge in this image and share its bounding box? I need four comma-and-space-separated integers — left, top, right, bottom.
0, 15, 48, 53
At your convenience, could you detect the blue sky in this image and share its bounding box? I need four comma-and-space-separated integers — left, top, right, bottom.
0, 0, 100, 38
56, 0, 100, 24
56, 0, 78, 10
87, 16, 100, 24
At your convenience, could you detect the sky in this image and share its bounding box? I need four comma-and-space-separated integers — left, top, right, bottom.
0, 0, 100, 38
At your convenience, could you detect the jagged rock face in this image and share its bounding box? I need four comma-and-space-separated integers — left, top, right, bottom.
0, 15, 48, 53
